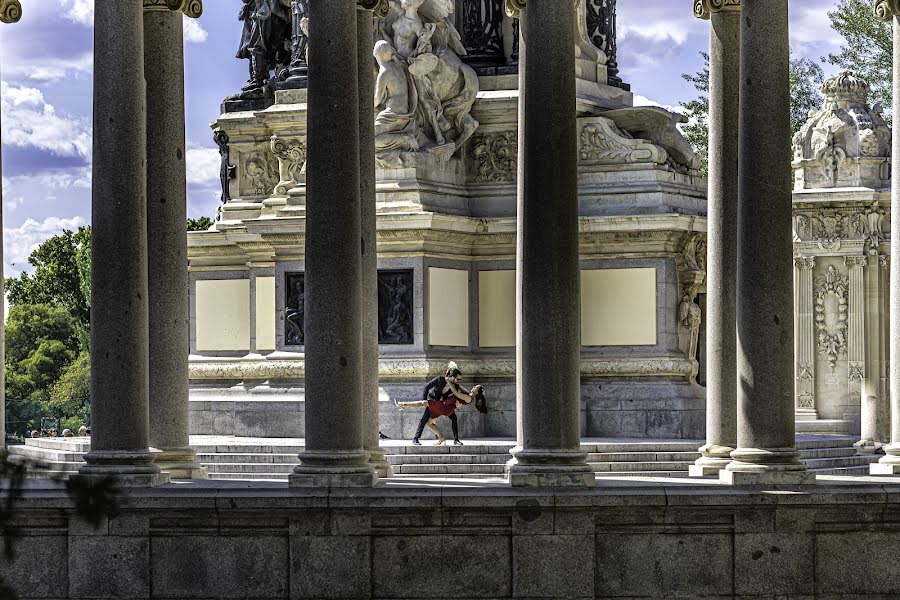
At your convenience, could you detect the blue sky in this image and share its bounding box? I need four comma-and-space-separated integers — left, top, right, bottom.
0, 0, 847, 276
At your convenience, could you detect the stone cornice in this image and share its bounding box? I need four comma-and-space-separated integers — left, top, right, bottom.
0, 0, 21, 24
357, 0, 389, 17
694, 0, 741, 20
143, 0, 202, 18
188, 356, 696, 381
875, 0, 900, 20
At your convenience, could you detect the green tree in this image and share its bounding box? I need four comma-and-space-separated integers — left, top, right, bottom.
5, 228, 91, 350
679, 52, 825, 176
187, 216, 214, 231
49, 352, 91, 427
827, 0, 892, 114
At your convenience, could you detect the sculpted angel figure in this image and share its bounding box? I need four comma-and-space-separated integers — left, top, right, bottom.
374, 0, 479, 165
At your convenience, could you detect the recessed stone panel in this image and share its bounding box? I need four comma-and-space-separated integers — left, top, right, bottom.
255, 276, 276, 351
427, 267, 469, 347
479, 269, 515, 347
581, 267, 657, 346
195, 279, 251, 352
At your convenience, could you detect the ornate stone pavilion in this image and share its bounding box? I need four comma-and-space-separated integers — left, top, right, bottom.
9, 1, 900, 598
188, 0, 708, 443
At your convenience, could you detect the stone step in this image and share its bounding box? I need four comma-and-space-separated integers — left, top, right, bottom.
594, 471, 686, 478
591, 461, 693, 473
196, 453, 297, 464
23, 438, 91, 451
796, 436, 858, 449
205, 463, 296, 474
795, 420, 851, 435
8, 445, 86, 462
803, 455, 880, 469
587, 451, 700, 462
208, 473, 290, 480
386, 453, 509, 465
798, 447, 858, 459
8, 455, 82, 472
393, 463, 507, 475
191, 445, 305, 455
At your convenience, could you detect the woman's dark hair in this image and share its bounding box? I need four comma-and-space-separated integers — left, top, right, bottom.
446, 367, 462, 378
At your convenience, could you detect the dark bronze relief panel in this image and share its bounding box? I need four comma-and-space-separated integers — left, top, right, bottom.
284, 272, 305, 346
378, 270, 414, 345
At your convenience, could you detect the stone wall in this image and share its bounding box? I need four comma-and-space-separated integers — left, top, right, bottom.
5, 484, 900, 598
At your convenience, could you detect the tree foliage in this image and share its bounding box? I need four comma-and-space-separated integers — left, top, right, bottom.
827, 0, 892, 115
48, 352, 91, 426
679, 52, 825, 176
187, 216, 214, 231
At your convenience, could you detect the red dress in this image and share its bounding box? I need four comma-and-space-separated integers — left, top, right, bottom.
427, 396, 458, 419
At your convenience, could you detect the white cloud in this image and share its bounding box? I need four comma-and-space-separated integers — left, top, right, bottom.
632, 94, 683, 115
3, 168, 92, 192
60, 0, 93, 26
5, 196, 24, 212
186, 147, 220, 186
5, 52, 93, 83
0, 81, 92, 160
183, 16, 208, 44
4, 215, 88, 276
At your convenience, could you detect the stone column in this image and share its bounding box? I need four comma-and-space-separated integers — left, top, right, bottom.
845, 256, 868, 451
689, 0, 740, 477
873, 0, 900, 475
290, 0, 376, 488
859, 254, 886, 453
358, 2, 392, 477
794, 257, 817, 419
79, 0, 167, 487
143, 0, 206, 479
721, 0, 813, 485
505, 0, 595, 488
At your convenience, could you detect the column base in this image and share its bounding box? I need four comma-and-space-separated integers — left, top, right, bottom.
152, 447, 209, 480
853, 439, 884, 456
506, 448, 596, 488
80, 450, 169, 487
720, 447, 815, 485
366, 449, 394, 478
870, 446, 900, 475
689, 444, 734, 477
289, 449, 378, 488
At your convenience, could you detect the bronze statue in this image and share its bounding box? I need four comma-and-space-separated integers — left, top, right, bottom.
236, 0, 293, 96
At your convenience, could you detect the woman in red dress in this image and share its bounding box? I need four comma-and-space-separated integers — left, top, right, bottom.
396, 361, 482, 445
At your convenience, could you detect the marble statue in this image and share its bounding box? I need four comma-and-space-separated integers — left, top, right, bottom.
375, 0, 479, 168
235, 0, 293, 97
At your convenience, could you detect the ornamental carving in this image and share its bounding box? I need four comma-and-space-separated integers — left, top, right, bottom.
603, 107, 701, 173
693, 0, 740, 19
792, 71, 891, 190
797, 393, 815, 409
798, 363, 814, 380
814, 265, 849, 374
0, 0, 21, 23
579, 118, 667, 166
875, 0, 900, 21
849, 361, 865, 380
793, 209, 867, 251
469, 130, 517, 183
586, 0, 622, 86
240, 147, 279, 197
271, 135, 307, 196
794, 256, 816, 270
143, 0, 202, 17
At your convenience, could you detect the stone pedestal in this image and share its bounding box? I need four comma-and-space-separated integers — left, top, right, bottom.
689, 0, 740, 478
722, 0, 812, 486
290, 0, 376, 488
143, 3, 206, 480
506, 1, 594, 488
79, 0, 167, 487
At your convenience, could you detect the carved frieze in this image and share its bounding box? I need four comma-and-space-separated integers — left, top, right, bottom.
578, 118, 667, 166
271, 135, 307, 196
239, 146, 279, 197
793, 209, 867, 251
814, 265, 849, 374
469, 130, 517, 183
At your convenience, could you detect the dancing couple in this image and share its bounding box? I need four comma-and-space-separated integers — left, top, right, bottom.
396, 361, 484, 446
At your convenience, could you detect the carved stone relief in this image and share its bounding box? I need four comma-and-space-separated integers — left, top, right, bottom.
271, 135, 307, 196
468, 130, 517, 183
814, 265, 849, 374
793, 208, 868, 251
240, 146, 279, 197
578, 117, 667, 166
377, 270, 414, 345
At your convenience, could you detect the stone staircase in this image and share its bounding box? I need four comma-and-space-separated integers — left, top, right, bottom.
6, 435, 880, 481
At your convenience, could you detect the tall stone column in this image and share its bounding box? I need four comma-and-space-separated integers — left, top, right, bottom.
859, 255, 886, 453
689, 0, 740, 478
794, 257, 817, 419
845, 256, 868, 451
872, 0, 900, 475
290, 0, 376, 488
358, 2, 392, 477
505, 0, 594, 488
79, 0, 167, 487
0, 0, 21, 449
143, 0, 206, 479
721, 0, 813, 485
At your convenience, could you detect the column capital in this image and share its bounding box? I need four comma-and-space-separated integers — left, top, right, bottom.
794, 256, 816, 270
143, 0, 202, 19
846, 256, 869, 268
694, 0, 741, 20
881, 254, 891, 269
357, 0, 389, 17
875, 0, 900, 20
505, 0, 526, 18
0, 0, 21, 24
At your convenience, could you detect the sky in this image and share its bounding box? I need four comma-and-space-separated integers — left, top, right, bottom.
0, 0, 848, 277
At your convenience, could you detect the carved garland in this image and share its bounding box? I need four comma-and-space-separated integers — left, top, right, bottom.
814, 265, 849, 374
469, 131, 517, 183
0, 0, 21, 23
